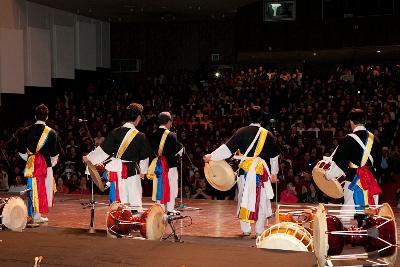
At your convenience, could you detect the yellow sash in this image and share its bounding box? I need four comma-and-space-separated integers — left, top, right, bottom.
349, 132, 374, 169
24, 126, 51, 178
116, 129, 139, 159
147, 130, 170, 180
238, 128, 268, 175
147, 130, 170, 201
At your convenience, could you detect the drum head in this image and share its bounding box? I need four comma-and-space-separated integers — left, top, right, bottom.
204, 160, 236, 191
313, 204, 328, 267
86, 161, 105, 192
2, 197, 28, 232
312, 168, 343, 199
257, 222, 312, 252
379, 203, 398, 266
145, 204, 165, 241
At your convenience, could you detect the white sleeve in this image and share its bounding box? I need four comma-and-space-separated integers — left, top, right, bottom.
210, 144, 232, 161
87, 146, 109, 165
139, 158, 149, 174
270, 156, 279, 175
325, 162, 345, 180
19, 153, 28, 161
50, 155, 59, 167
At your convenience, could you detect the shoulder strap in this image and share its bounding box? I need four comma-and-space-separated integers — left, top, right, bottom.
348, 132, 374, 165
158, 130, 170, 156
36, 126, 51, 152
241, 127, 262, 162
117, 128, 139, 159
253, 128, 268, 157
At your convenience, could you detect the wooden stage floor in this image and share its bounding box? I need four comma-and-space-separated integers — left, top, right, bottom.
1, 193, 399, 266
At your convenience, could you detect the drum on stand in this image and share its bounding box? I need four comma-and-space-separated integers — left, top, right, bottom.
86, 160, 106, 192
313, 203, 398, 267
106, 202, 166, 241
276, 204, 317, 234
0, 197, 28, 232
204, 160, 236, 191
312, 159, 346, 199
256, 222, 314, 252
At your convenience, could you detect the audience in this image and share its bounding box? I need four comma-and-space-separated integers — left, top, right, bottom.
0, 63, 399, 205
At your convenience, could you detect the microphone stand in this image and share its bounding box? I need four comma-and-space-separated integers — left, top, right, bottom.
80, 120, 108, 234
177, 147, 200, 211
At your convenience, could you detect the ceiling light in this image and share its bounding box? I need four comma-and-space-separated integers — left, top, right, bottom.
376, 50, 381, 53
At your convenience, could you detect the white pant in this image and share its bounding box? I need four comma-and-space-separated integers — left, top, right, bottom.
341, 181, 379, 227
45, 167, 54, 207
158, 167, 179, 212
237, 175, 272, 234
118, 175, 143, 211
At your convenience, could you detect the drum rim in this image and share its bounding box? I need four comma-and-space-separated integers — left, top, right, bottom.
2, 196, 28, 232
378, 203, 398, 266
313, 203, 328, 267
86, 160, 105, 192
145, 204, 165, 241
312, 168, 343, 199
204, 160, 236, 191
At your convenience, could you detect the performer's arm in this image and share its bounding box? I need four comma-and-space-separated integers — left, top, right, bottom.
139, 158, 149, 176
210, 144, 232, 161
270, 155, 279, 175
50, 131, 60, 166
327, 138, 350, 180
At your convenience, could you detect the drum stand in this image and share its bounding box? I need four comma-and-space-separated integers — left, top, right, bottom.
163, 214, 192, 243
81, 176, 108, 234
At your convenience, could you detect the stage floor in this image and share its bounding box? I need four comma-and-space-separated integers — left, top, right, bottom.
1, 193, 399, 266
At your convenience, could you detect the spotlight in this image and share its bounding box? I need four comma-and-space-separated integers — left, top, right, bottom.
214, 72, 221, 78
376, 50, 381, 53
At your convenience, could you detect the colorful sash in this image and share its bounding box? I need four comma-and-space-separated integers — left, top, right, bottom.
348, 132, 381, 210
238, 128, 271, 223
147, 130, 170, 203
25, 126, 51, 216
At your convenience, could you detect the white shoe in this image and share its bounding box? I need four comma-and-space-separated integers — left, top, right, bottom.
167, 210, 181, 216
34, 217, 48, 224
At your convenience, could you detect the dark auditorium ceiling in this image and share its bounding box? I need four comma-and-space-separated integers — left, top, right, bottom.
28, 0, 258, 22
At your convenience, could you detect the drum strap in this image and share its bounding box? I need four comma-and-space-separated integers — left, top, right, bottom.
117, 128, 139, 159
348, 132, 374, 168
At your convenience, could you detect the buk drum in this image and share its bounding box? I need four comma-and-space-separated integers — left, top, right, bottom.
312, 158, 346, 199
0, 197, 28, 232
313, 203, 398, 267
106, 202, 166, 240
256, 222, 313, 252
204, 160, 236, 191
276, 204, 316, 234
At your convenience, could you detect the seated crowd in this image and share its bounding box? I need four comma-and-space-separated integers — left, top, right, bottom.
1, 64, 399, 205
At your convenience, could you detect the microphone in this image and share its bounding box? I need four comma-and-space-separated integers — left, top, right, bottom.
20, 188, 32, 196
78, 118, 88, 123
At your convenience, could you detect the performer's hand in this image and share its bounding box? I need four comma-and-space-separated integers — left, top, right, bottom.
270, 174, 278, 183
139, 173, 145, 179
82, 156, 88, 163
203, 154, 212, 163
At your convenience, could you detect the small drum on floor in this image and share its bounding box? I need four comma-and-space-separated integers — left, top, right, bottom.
256, 222, 313, 252
0, 197, 28, 232
312, 158, 346, 199
276, 204, 316, 234
204, 160, 236, 191
106, 202, 166, 240
313, 203, 398, 267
